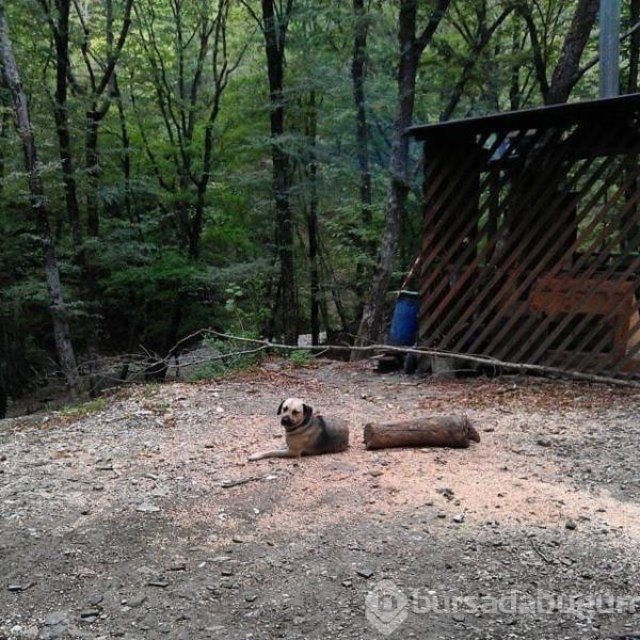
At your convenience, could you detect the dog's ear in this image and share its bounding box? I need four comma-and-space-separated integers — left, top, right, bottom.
302, 403, 313, 422
277, 399, 286, 415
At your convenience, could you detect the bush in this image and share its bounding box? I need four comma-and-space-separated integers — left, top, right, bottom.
289, 349, 313, 367
188, 333, 264, 381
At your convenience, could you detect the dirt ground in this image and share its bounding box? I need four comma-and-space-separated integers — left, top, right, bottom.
1, 358, 640, 640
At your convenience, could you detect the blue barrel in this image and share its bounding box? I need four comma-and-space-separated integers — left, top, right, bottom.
389, 291, 419, 346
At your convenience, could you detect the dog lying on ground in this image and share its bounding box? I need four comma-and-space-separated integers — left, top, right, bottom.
248, 397, 350, 460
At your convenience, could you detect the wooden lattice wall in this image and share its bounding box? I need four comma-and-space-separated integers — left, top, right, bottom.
409, 94, 640, 379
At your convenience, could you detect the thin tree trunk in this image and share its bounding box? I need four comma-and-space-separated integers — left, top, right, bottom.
112, 73, 136, 229
303, 90, 320, 346
509, 18, 523, 110
0, 4, 79, 395
145, 291, 186, 382
42, 0, 83, 249
628, 0, 640, 93
439, 5, 513, 121
77, 0, 133, 238
517, 3, 551, 100
262, 0, 297, 344
0, 361, 6, 418
0, 107, 8, 197
85, 109, 102, 237
353, 0, 450, 355
351, 0, 374, 301
308, 204, 320, 346
83, 104, 109, 370
0, 321, 7, 418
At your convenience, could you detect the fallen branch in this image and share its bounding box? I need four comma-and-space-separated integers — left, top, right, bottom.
200, 330, 640, 389
44, 327, 640, 391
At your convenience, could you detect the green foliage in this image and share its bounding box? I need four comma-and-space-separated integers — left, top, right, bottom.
60, 397, 108, 419
188, 334, 265, 381
102, 250, 200, 301
288, 349, 313, 367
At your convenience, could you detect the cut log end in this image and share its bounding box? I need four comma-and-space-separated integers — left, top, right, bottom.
363, 415, 481, 451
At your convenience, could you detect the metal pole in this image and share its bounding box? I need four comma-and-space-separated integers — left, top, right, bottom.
600, 0, 621, 98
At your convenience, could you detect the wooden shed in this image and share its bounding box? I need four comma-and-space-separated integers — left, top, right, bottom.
408, 93, 640, 380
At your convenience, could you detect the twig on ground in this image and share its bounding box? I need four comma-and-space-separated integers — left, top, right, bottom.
220, 475, 266, 489
530, 540, 553, 564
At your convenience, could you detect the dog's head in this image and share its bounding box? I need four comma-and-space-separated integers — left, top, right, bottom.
277, 397, 313, 431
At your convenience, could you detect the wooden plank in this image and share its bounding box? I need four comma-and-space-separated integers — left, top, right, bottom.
529, 277, 637, 315
528, 275, 640, 369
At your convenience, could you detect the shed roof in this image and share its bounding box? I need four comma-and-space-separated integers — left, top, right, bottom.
407, 93, 640, 140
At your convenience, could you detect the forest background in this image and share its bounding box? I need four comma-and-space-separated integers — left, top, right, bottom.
0, 0, 637, 415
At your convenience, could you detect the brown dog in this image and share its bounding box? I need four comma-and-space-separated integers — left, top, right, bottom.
248, 397, 350, 460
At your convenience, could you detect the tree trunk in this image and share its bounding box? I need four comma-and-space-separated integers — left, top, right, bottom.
308, 202, 320, 346
0, 367, 6, 419
302, 90, 321, 346
545, 0, 599, 104
46, 0, 83, 249
0, 107, 8, 197
439, 5, 513, 121
83, 104, 110, 366
0, 5, 79, 395
113, 73, 135, 229
0, 330, 7, 418
262, 0, 297, 345
509, 17, 524, 110
353, 0, 450, 356
85, 109, 103, 238
628, 0, 640, 94
145, 291, 186, 382
351, 0, 374, 302
80, 0, 133, 238
517, 0, 598, 105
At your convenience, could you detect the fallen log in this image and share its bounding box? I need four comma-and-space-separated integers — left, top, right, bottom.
363, 416, 480, 450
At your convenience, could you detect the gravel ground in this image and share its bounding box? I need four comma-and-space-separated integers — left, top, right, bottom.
1, 358, 639, 640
